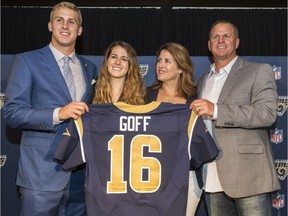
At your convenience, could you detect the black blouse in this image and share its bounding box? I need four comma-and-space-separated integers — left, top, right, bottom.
145, 86, 197, 104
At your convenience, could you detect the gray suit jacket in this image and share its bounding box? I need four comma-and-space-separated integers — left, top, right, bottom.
197, 57, 280, 198
3, 45, 97, 192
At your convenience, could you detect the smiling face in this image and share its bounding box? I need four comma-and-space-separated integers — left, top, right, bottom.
156, 49, 182, 85
208, 23, 240, 63
106, 45, 130, 80
48, 7, 82, 54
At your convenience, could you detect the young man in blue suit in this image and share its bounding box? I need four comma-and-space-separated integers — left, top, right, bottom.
3, 2, 97, 215
191, 20, 280, 216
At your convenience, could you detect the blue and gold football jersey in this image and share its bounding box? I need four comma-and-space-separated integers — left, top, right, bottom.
54, 101, 219, 216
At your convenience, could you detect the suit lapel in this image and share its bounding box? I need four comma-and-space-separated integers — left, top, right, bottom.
217, 58, 244, 104
40, 46, 72, 101
77, 55, 90, 102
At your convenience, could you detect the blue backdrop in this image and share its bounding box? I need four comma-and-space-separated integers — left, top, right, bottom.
1, 54, 287, 216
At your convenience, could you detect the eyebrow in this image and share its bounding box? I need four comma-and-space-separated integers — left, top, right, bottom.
212, 32, 232, 37
159, 56, 173, 61
54, 16, 78, 22
111, 53, 128, 58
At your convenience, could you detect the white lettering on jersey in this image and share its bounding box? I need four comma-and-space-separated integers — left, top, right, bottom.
119, 116, 151, 131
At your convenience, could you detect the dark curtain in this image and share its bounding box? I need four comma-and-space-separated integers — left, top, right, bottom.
1, 7, 287, 56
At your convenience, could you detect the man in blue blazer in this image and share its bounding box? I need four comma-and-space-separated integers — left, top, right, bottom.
191, 20, 280, 216
3, 2, 97, 216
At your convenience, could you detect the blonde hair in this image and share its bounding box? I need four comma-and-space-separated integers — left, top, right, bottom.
50, 1, 82, 25
92, 41, 146, 105
151, 42, 196, 99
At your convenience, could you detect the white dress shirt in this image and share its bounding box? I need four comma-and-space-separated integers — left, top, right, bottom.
201, 56, 238, 192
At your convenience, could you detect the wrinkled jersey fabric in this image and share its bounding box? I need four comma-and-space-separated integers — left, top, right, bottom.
54, 102, 219, 216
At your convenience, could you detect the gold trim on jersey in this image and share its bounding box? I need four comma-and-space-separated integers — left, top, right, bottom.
63, 128, 71, 136
187, 110, 198, 160
74, 117, 86, 162
75, 117, 84, 138
114, 101, 161, 113
188, 111, 198, 138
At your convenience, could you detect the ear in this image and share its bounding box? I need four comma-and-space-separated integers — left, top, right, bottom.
77, 26, 83, 36
48, 22, 52, 32
178, 70, 183, 74
235, 38, 240, 49
208, 40, 211, 52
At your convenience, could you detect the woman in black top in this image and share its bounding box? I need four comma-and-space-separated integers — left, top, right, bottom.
145, 42, 200, 216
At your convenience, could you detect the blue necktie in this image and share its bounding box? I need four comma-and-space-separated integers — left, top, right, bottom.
62, 57, 76, 101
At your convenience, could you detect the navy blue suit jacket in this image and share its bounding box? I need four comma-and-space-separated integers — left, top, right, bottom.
3, 45, 97, 191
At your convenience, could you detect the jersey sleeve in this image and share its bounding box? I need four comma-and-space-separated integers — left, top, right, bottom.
54, 119, 86, 171
189, 117, 219, 170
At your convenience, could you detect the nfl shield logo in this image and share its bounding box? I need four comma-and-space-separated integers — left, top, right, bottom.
270, 128, 283, 144
272, 193, 285, 209
272, 65, 281, 80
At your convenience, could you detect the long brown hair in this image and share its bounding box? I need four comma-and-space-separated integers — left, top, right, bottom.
92, 41, 146, 105
151, 42, 196, 99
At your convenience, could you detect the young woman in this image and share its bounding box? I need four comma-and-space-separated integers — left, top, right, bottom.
92, 41, 146, 105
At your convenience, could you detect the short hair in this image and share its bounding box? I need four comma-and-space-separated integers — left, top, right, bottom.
209, 20, 239, 39
50, 1, 82, 25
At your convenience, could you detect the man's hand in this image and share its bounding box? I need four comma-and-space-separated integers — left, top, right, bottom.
190, 99, 214, 117
58, 102, 89, 120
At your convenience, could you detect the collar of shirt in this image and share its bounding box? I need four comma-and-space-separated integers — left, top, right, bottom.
208, 55, 238, 78
49, 43, 77, 64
